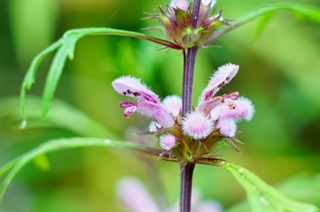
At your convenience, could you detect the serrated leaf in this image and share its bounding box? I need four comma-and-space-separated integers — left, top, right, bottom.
20, 28, 182, 121
20, 40, 63, 121
32, 154, 50, 171
222, 162, 319, 212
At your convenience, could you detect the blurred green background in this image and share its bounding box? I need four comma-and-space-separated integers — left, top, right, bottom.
0, 0, 319, 211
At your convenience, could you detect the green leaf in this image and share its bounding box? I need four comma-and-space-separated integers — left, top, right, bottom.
222, 162, 319, 212
20, 40, 63, 120
32, 154, 50, 171
20, 28, 182, 121
1, 96, 115, 138
207, 3, 320, 44
252, 12, 274, 41
0, 137, 165, 201
41, 43, 68, 117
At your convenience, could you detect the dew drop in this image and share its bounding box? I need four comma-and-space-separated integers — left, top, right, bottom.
104, 139, 111, 145
20, 120, 27, 129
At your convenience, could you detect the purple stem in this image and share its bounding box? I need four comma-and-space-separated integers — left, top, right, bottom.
180, 1, 201, 212
180, 163, 196, 212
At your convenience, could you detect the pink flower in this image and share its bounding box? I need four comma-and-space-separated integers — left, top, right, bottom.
112, 63, 254, 154
112, 76, 174, 128
182, 111, 214, 139
159, 134, 177, 150
116, 177, 223, 211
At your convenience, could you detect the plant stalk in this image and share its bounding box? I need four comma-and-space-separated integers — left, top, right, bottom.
180, 163, 196, 212
180, 1, 201, 211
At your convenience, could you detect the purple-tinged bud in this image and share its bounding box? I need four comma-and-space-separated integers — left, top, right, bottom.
216, 119, 237, 137
170, 0, 189, 11
120, 102, 137, 118
159, 134, 176, 150
182, 111, 214, 139
162, 95, 182, 117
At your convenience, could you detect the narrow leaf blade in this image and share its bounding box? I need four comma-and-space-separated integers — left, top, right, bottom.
222, 162, 319, 211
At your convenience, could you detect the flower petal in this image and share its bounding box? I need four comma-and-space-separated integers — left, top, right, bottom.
182, 111, 214, 139
199, 63, 239, 103
159, 134, 176, 150
119, 102, 137, 118
162, 95, 182, 117
170, 0, 189, 11
216, 119, 237, 137
137, 99, 174, 128
197, 92, 239, 115
112, 76, 160, 103
210, 97, 254, 121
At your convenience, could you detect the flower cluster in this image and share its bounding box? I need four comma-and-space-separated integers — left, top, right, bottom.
112, 63, 254, 162
145, 0, 232, 48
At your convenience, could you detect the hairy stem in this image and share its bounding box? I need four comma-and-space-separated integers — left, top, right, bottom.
181, 47, 198, 116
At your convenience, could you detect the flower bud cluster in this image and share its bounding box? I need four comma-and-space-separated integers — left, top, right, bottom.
145, 0, 231, 48
112, 63, 254, 162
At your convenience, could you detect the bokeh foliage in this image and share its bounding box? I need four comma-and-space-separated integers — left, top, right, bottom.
1, 0, 319, 210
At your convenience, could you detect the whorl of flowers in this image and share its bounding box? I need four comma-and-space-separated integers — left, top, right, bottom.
112, 63, 254, 162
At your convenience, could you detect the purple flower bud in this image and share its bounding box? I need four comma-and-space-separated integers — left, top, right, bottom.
159, 134, 176, 150
120, 102, 137, 118
182, 111, 214, 139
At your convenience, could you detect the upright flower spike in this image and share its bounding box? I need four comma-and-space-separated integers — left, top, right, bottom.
112, 76, 174, 128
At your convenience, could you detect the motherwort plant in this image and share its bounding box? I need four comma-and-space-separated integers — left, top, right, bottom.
1, 0, 319, 211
